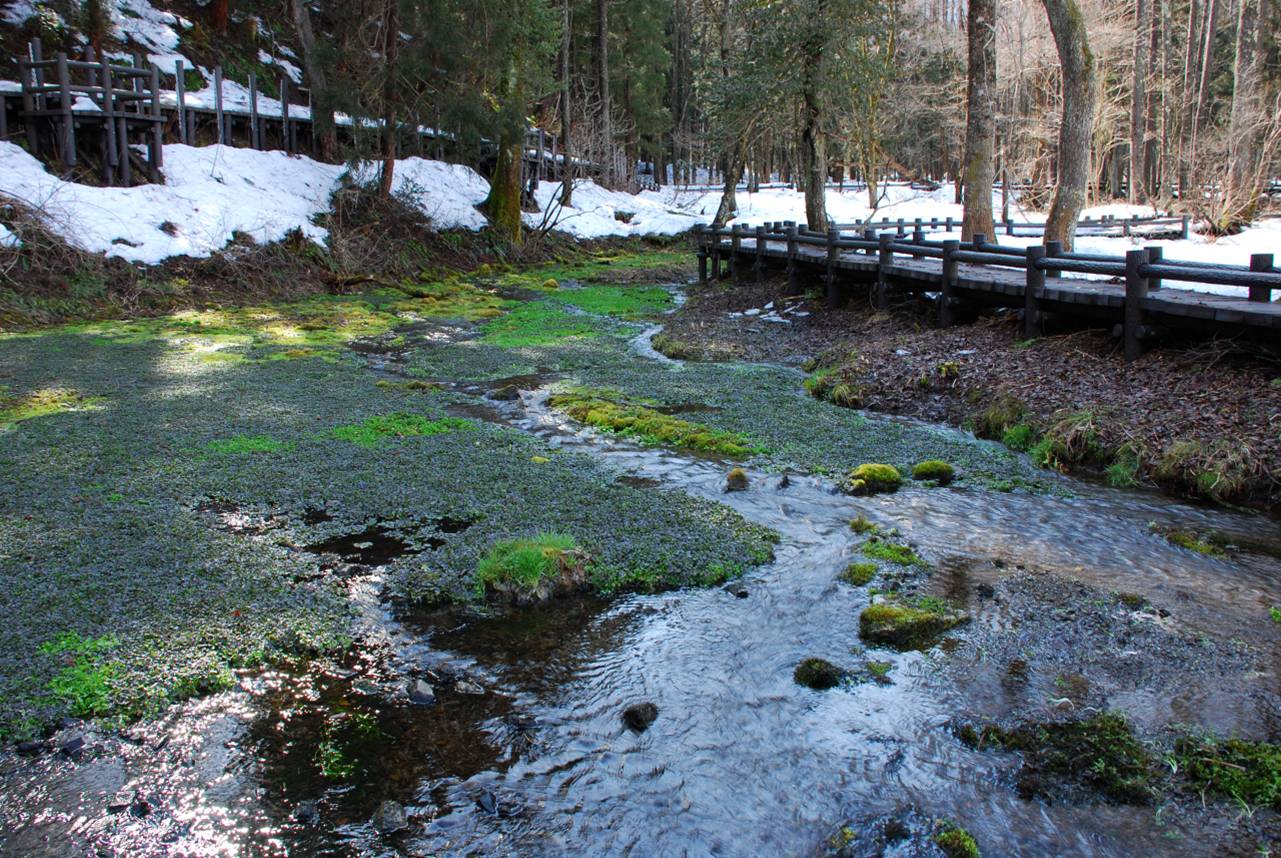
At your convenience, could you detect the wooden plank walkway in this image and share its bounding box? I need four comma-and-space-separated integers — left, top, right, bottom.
694, 224, 1281, 359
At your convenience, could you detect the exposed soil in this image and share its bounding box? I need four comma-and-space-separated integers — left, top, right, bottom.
659, 275, 1281, 509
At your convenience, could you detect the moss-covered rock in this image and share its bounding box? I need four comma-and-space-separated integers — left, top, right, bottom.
934, 826, 981, 858
840, 463, 902, 495
725, 467, 749, 492
475, 533, 590, 604
793, 657, 848, 690
858, 597, 968, 650
839, 562, 877, 586
911, 460, 956, 484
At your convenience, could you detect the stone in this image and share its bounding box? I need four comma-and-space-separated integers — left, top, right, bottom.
293, 800, 320, 825
455, 679, 484, 695
371, 799, 408, 834
725, 467, 749, 492
793, 658, 848, 690
408, 679, 435, 705
622, 702, 659, 733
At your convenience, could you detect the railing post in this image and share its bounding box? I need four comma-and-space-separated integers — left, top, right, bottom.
754, 225, 767, 284
939, 239, 960, 327
875, 233, 894, 311
1024, 245, 1046, 338
148, 64, 162, 179
281, 75, 292, 153
945, 216, 953, 232
786, 224, 800, 294
249, 72, 259, 149
175, 59, 187, 144
19, 52, 38, 153
1124, 248, 1151, 362
731, 223, 744, 284
99, 59, 116, 184
1146, 245, 1162, 291
1005, 218, 1014, 236
1045, 240, 1063, 279
214, 66, 225, 144
694, 225, 708, 283
825, 227, 841, 309
1180, 214, 1190, 240
1248, 253, 1274, 303
972, 232, 988, 251
863, 227, 877, 259
56, 51, 75, 168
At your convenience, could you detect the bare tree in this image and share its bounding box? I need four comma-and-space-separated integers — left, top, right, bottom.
1041, 0, 1097, 249
1221, 0, 1266, 229
1129, 0, 1148, 202
961, 0, 997, 240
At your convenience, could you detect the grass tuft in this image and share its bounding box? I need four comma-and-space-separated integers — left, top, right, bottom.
331, 413, 473, 447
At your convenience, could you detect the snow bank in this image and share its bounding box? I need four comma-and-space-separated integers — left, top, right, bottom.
0, 142, 495, 263
526, 179, 700, 237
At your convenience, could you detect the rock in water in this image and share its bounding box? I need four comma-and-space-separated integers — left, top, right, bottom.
725, 467, 749, 492
622, 702, 659, 733
409, 679, 435, 705
793, 658, 848, 690
372, 800, 408, 834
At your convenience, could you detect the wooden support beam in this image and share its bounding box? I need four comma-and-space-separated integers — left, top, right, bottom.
148, 65, 162, 178
175, 60, 187, 144
875, 233, 894, 310
100, 59, 116, 184
1044, 240, 1063, 279
731, 224, 743, 284
754, 225, 767, 284
786, 224, 799, 293
249, 73, 259, 149
825, 227, 841, 309
1249, 254, 1274, 302
1146, 245, 1162, 291
214, 66, 225, 145
1024, 245, 1046, 338
55, 52, 75, 168
1124, 248, 1151, 362
939, 240, 959, 327
695, 226, 708, 283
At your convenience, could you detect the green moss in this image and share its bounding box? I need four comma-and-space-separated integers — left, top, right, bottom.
804, 368, 863, 408
861, 539, 927, 567
548, 285, 672, 318
1105, 442, 1144, 488
1173, 735, 1281, 810
973, 396, 1026, 439
549, 391, 760, 457
330, 413, 474, 448
958, 713, 1155, 804
865, 659, 893, 682
858, 596, 968, 650
40, 632, 120, 718
840, 562, 877, 586
1163, 528, 1228, 556
479, 301, 604, 346
725, 467, 749, 491
206, 434, 290, 455
651, 333, 699, 360
911, 460, 955, 484
1271, 606, 1281, 625
934, 826, 981, 858
793, 657, 848, 690
849, 515, 880, 535
375, 379, 443, 392
475, 533, 585, 602
0, 387, 99, 430
1153, 440, 1251, 503
841, 463, 902, 495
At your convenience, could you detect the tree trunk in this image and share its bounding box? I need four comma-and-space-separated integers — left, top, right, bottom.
487, 136, 524, 240
713, 144, 745, 227
210, 0, 229, 32
1221, 0, 1265, 228
1176, 0, 1202, 197
377, 0, 398, 198
1129, 0, 1149, 202
961, 0, 997, 240
558, 0, 574, 206
290, 0, 337, 162
799, 91, 828, 230
1042, 0, 1097, 250
596, 0, 612, 186
1191, 0, 1219, 162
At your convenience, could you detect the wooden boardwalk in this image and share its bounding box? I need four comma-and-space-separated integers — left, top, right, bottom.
694, 223, 1281, 359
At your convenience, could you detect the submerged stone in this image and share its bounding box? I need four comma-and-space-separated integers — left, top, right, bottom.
858, 598, 969, 650
408, 679, 435, 705
793, 658, 848, 690
622, 702, 659, 732
371, 800, 408, 834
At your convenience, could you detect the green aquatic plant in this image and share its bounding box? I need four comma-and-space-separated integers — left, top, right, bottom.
841, 463, 902, 495
40, 632, 120, 718
1000, 423, 1037, 452
1162, 528, 1228, 557
1105, 442, 1144, 488
911, 460, 956, 484
849, 515, 880, 535
840, 562, 877, 586
934, 825, 981, 858
861, 539, 927, 568
548, 285, 672, 318
330, 413, 473, 447
1271, 606, 1281, 625
479, 301, 604, 347
865, 660, 893, 682
549, 391, 760, 457
1174, 735, 1281, 810
206, 434, 290, 455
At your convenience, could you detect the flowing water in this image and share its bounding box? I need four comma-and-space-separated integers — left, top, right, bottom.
6, 321, 1280, 858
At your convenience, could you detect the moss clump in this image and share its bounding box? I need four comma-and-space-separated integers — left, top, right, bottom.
1000, 423, 1037, 452
548, 284, 672, 318
865, 660, 893, 683
479, 302, 603, 347
972, 396, 1026, 439
957, 713, 1155, 804
1030, 410, 1103, 471
1105, 442, 1144, 488
849, 515, 880, 535
542, 278, 559, 289
331, 413, 473, 447
1162, 528, 1228, 556
840, 463, 902, 495
861, 539, 927, 567
725, 467, 749, 491
859, 597, 968, 650
793, 657, 848, 690
911, 460, 955, 484
840, 562, 877, 586
934, 826, 980, 858
1173, 735, 1281, 810
549, 391, 759, 457
475, 533, 588, 604
651, 333, 699, 360
803, 369, 863, 408
0, 387, 98, 430
1153, 440, 1251, 503
375, 379, 443, 392
206, 434, 290, 455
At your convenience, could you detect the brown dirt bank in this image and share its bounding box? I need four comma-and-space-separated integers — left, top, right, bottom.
656, 277, 1281, 511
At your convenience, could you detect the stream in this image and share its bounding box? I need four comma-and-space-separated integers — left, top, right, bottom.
4, 312, 1280, 858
